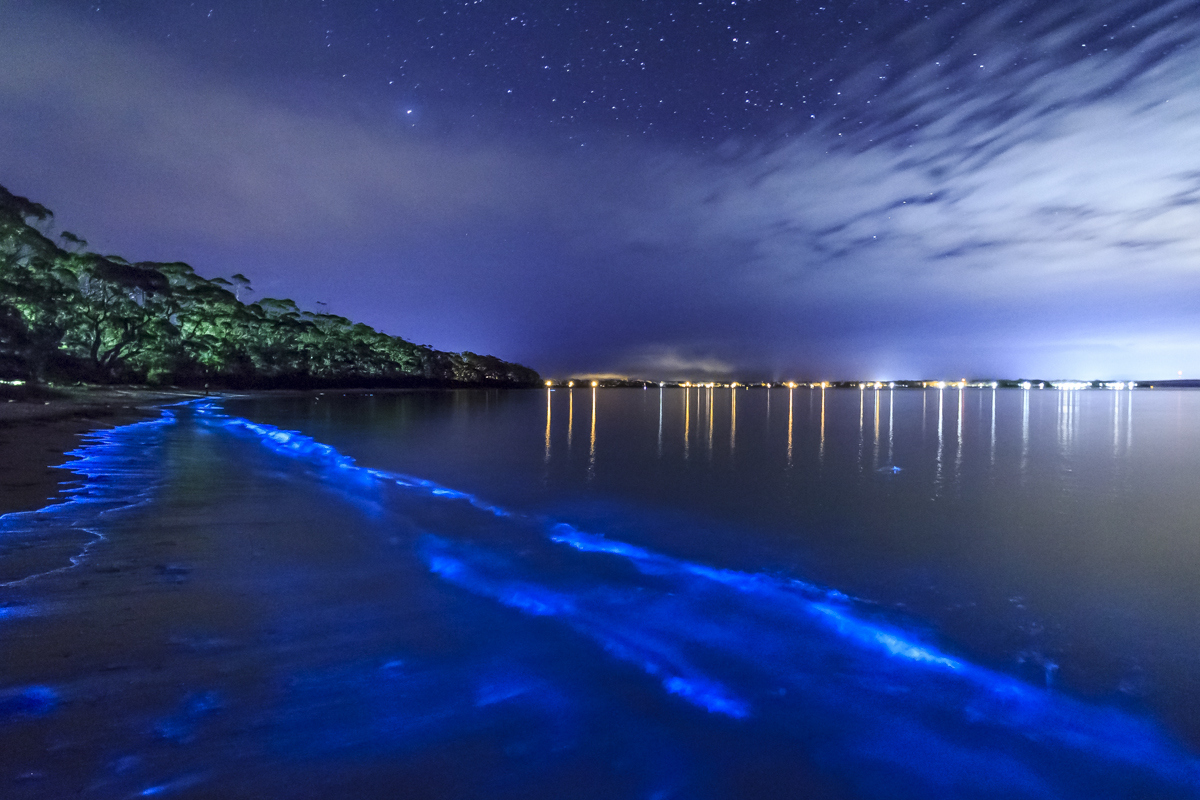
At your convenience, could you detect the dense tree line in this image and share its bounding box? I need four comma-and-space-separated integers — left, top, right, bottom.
0, 184, 539, 388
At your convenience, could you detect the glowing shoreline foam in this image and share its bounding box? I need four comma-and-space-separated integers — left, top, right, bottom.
0, 411, 175, 589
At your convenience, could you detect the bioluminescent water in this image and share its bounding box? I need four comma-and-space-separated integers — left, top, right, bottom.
3, 388, 1200, 798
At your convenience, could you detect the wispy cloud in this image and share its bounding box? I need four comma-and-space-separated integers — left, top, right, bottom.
600, 0, 1200, 376
0, 6, 574, 245
617, 346, 737, 381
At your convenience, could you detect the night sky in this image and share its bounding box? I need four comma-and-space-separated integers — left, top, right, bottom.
2, 0, 1199, 380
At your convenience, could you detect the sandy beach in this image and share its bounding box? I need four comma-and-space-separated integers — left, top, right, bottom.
0, 387, 205, 517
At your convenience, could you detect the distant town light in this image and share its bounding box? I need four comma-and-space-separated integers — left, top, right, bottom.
545, 380, 553, 387
591, 380, 599, 387
1020, 381, 1032, 389
568, 380, 575, 388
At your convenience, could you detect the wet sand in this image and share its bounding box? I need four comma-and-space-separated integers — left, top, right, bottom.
0, 388, 204, 516
0, 384, 462, 518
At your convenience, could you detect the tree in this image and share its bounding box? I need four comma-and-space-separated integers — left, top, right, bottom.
0, 182, 541, 387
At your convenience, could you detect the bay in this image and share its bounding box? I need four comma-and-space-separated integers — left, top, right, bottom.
2, 387, 1199, 798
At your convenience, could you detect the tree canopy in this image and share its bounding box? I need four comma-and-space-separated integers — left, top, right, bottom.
0, 184, 539, 388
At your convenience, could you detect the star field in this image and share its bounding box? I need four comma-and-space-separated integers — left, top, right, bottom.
76, 0, 1194, 148
80, 0, 963, 143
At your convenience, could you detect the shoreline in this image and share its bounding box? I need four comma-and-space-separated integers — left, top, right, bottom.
0, 387, 206, 517
0, 384, 538, 518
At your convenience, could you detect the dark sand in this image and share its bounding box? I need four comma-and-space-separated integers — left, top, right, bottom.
0, 388, 204, 516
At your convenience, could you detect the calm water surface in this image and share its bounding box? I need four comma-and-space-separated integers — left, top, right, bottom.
2, 387, 1200, 798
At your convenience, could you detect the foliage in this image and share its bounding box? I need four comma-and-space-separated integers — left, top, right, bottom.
0, 184, 539, 387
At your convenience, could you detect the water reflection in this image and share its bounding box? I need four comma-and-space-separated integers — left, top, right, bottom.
1058, 387, 1074, 455
887, 388, 894, 468
658, 387, 664, 459
684, 387, 691, 460
539, 386, 1154, 495
819, 386, 826, 465
1126, 388, 1133, 450
990, 388, 997, 466
730, 386, 737, 455
922, 390, 927, 435
707, 386, 715, 461
936, 388, 945, 493
1113, 390, 1121, 456
873, 389, 880, 471
544, 388, 551, 463
955, 386, 964, 484
858, 386, 865, 473
588, 387, 597, 481
787, 387, 794, 468
1021, 387, 1030, 476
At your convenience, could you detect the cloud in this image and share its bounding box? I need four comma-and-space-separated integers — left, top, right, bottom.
585, 0, 1200, 376
656, 31, 1200, 306
617, 346, 737, 380
0, 5, 576, 248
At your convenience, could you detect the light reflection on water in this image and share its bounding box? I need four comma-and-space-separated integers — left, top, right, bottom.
820, 385, 826, 464
720, 388, 729, 455
588, 387, 596, 481
787, 387, 793, 468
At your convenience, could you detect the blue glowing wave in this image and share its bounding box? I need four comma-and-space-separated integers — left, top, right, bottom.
417, 531, 1200, 798
192, 401, 511, 518
424, 537, 750, 720
189, 401, 1200, 798
0, 409, 175, 589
